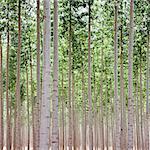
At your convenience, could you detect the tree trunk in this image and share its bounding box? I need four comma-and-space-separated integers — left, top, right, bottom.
29, 37, 36, 150
0, 33, 3, 150
146, 29, 149, 150
61, 68, 65, 150
127, 0, 134, 149
82, 59, 86, 150
72, 73, 76, 150
51, 0, 59, 149
120, 21, 126, 150
25, 56, 30, 150
6, 3, 11, 149
110, 81, 114, 150
140, 49, 144, 150
135, 69, 140, 150
15, 0, 22, 148
39, 0, 51, 149
88, 1, 93, 149
114, 1, 120, 149
99, 45, 104, 150
36, 0, 41, 149
105, 80, 109, 150
68, 1, 72, 150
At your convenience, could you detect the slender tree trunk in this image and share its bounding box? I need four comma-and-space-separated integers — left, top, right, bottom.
61, 68, 65, 150
146, 29, 149, 150
9, 98, 12, 149
51, 0, 59, 149
88, 1, 93, 149
39, 0, 51, 149
36, 0, 41, 149
29, 38, 36, 150
94, 80, 96, 150
135, 69, 140, 150
105, 80, 109, 150
99, 46, 104, 150
72, 73, 76, 150
15, 0, 22, 148
25, 57, 30, 150
13, 96, 17, 149
68, 1, 72, 150
6, 3, 11, 149
0, 33, 3, 150
127, 0, 134, 149
82, 59, 86, 150
120, 22, 126, 150
110, 81, 114, 150
140, 50, 144, 150
114, 1, 120, 149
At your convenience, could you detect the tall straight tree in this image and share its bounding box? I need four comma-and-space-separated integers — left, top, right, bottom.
39, 0, 51, 149
120, 18, 126, 149
6, 2, 11, 150
15, 0, 22, 148
68, 0, 72, 150
146, 29, 149, 150
128, 0, 134, 149
146, 29, 149, 115
139, 49, 144, 149
51, 0, 59, 149
61, 68, 65, 150
135, 68, 140, 150
114, 1, 120, 149
0, 33, 3, 150
88, 1, 93, 149
82, 52, 86, 150
99, 39, 104, 150
120, 2, 126, 149
25, 56, 30, 150
29, 37, 35, 150
36, 0, 41, 149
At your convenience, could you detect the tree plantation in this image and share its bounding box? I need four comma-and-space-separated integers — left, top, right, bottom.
0, 0, 149, 149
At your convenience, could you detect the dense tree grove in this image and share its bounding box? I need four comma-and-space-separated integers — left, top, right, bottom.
0, 0, 149, 149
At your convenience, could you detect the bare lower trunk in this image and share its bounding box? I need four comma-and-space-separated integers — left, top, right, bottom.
6, 3, 11, 149
25, 58, 30, 150
135, 71, 140, 150
39, 0, 51, 149
51, 0, 59, 149
82, 60, 86, 150
88, 1, 93, 149
36, 0, 41, 149
72, 73, 76, 150
61, 70, 65, 150
120, 20, 126, 150
15, 0, 22, 148
140, 50, 144, 150
128, 0, 134, 149
100, 46, 104, 150
0, 33, 3, 150
114, 1, 120, 149
68, 1, 72, 150
145, 29, 149, 150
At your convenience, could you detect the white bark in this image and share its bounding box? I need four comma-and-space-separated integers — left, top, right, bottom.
51, 0, 59, 149
39, 0, 51, 149
128, 0, 134, 149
